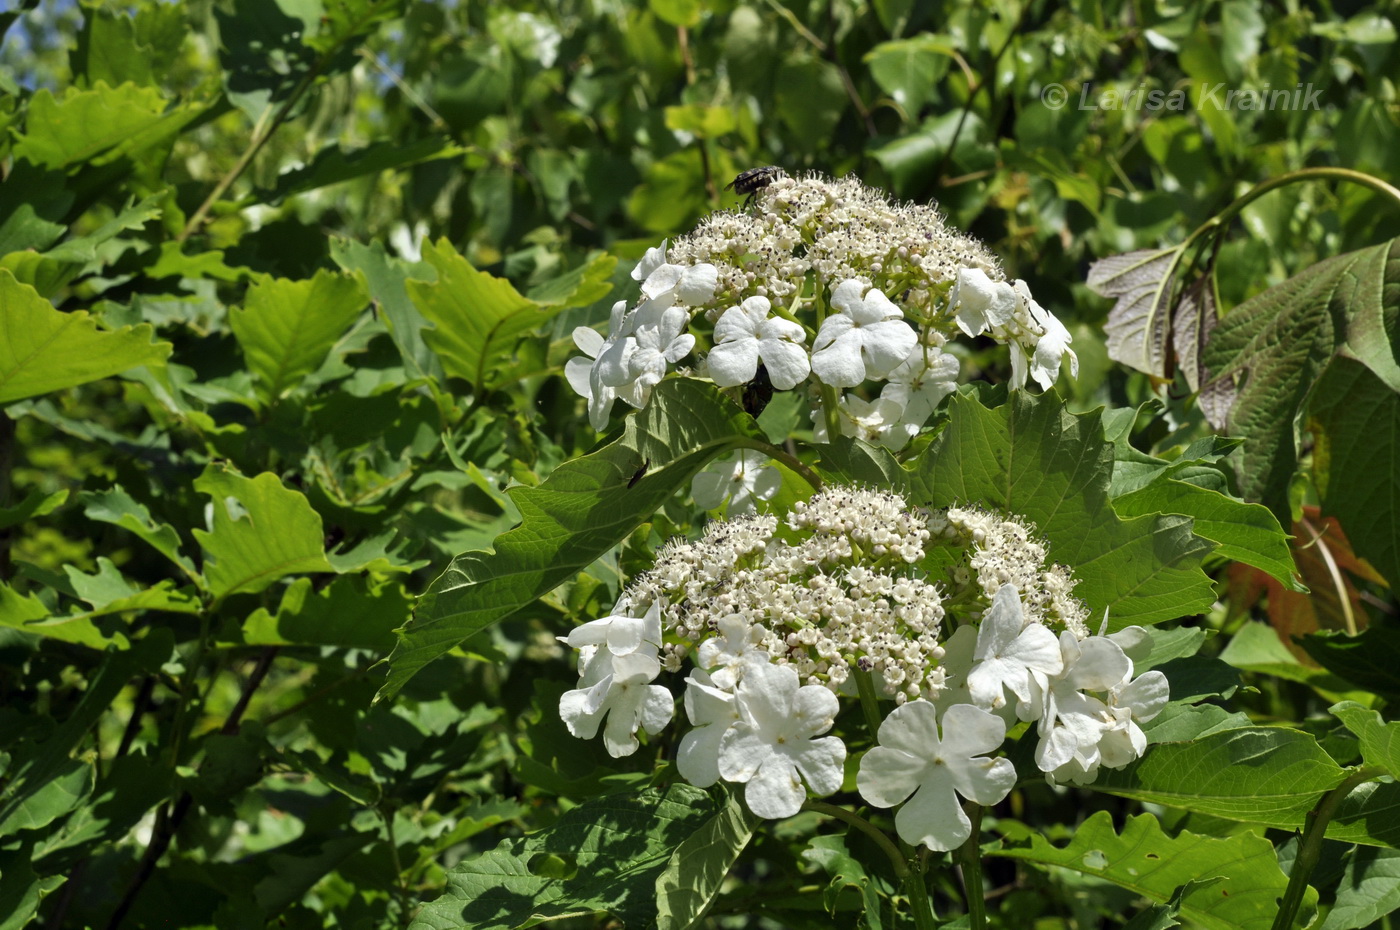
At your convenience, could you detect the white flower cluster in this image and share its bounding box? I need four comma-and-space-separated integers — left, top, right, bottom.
565, 172, 1079, 451
557, 486, 1169, 850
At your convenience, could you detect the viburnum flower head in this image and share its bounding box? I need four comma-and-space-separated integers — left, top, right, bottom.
857, 701, 1017, 851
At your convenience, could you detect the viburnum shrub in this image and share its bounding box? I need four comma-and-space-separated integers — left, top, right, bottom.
394, 170, 1371, 930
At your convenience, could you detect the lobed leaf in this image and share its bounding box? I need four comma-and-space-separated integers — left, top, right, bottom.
412, 784, 716, 930
992, 811, 1309, 930
1088, 245, 1185, 381
380, 378, 768, 701
910, 391, 1218, 629
1201, 236, 1400, 518
0, 270, 171, 404
230, 269, 369, 401
1088, 726, 1348, 826
655, 794, 758, 930
192, 465, 334, 600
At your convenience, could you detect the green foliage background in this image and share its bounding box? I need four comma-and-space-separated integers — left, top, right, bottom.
0, 0, 1398, 928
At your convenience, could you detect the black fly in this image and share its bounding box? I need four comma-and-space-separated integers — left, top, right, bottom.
742, 363, 774, 418
627, 459, 650, 488
725, 166, 786, 207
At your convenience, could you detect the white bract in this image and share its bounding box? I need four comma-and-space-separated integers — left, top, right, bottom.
857, 701, 1017, 851
810, 279, 918, 387
691, 450, 782, 514
707, 296, 811, 390
965, 584, 1064, 715
565, 300, 643, 430
558, 650, 673, 759
717, 660, 846, 819
677, 670, 739, 787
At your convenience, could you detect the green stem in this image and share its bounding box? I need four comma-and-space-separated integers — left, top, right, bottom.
1272, 768, 1384, 930
959, 802, 987, 930
905, 865, 939, 930
818, 382, 841, 441
852, 667, 885, 740
803, 800, 908, 880
1184, 167, 1400, 253
738, 438, 822, 491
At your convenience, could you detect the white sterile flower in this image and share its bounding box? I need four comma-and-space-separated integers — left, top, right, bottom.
857, 701, 1017, 851
718, 660, 846, 819
1016, 281, 1079, 390
631, 239, 669, 283
677, 669, 740, 787
965, 584, 1063, 715
1033, 633, 1129, 774
810, 279, 918, 387
951, 268, 1017, 338
565, 301, 642, 430
1098, 667, 1168, 769
697, 614, 771, 689
691, 450, 782, 514
811, 393, 904, 446
642, 261, 719, 306
593, 295, 669, 387
707, 296, 811, 390
558, 651, 674, 758
623, 304, 694, 398
564, 600, 663, 660
879, 343, 960, 447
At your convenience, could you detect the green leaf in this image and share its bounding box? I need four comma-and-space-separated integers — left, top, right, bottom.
0, 633, 170, 835
329, 236, 443, 382
1329, 780, 1400, 848
1321, 846, 1400, 930
1113, 478, 1298, 588
0, 488, 67, 530
0, 161, 73, 255
380, 378, 767, 701
1, 192, 164, 297
0, 761, 92, 838
801, 834, 889, 930
412, 785, 717, 930
1331, 702, 1400, 778
1220, 622, 1364, 697
527, 253, 619, 309
910, 392, 1218, 629
0, 581, 129, 650
655, 794, 758, 930
1088, 726, 1348, 826
410, 239, 560, 397
193, 465, 334, 600
232, 575, 410, 651
864, 36, 954, 118
230, 269, 369, 401
1121, 880, 1228, 930
1311, 359, 1400, 589
1201, 237, 1400, 517
74, 1, 187, 88
81, 486, 198, 579
1300, 627, 1400, 703
10, 80, 202, 171
262, 137, 465, 203
991, 811, 1308, 930
0, 269, 171, 404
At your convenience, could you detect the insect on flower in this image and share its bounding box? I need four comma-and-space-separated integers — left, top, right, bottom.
725, 166, 786, 207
